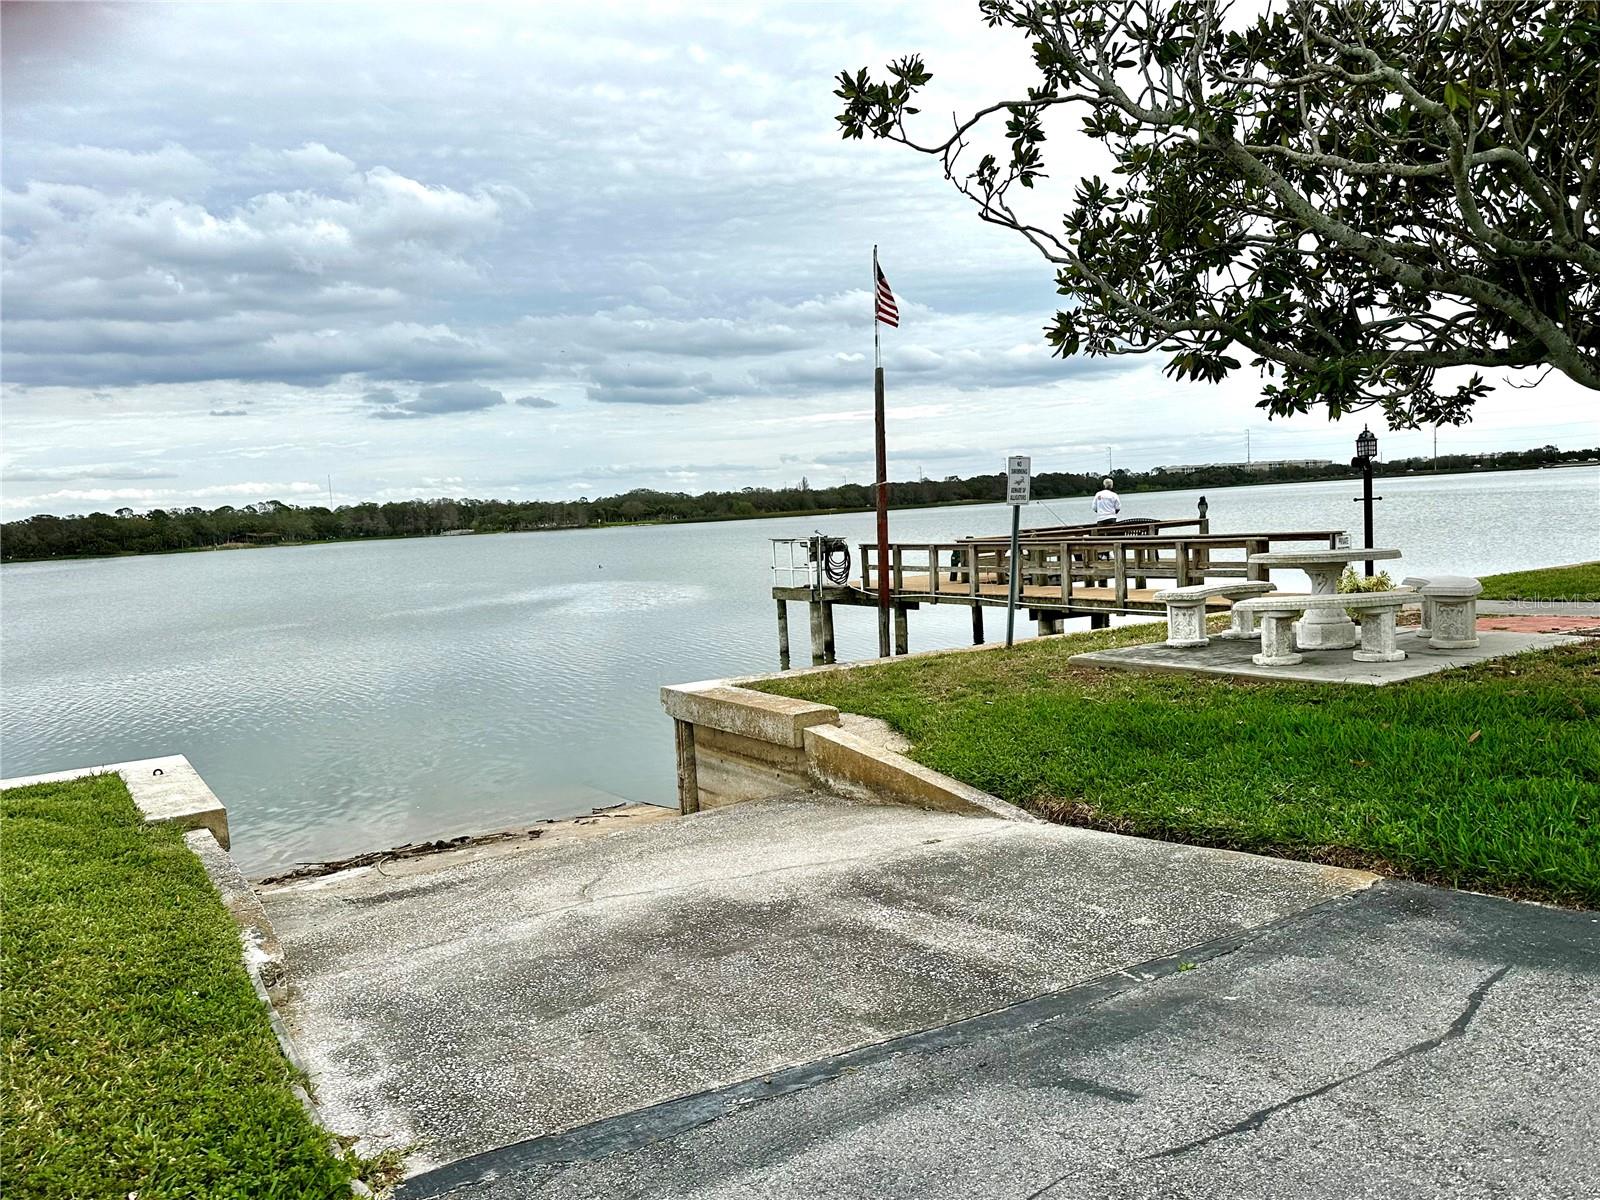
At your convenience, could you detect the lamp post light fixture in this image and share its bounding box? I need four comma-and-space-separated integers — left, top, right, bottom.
1351, 425, 1379, 577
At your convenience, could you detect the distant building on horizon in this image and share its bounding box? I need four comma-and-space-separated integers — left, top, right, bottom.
1154, 458, 1335, 474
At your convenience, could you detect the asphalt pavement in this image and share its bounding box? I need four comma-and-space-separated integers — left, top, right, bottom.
398, 881, 1600, 1200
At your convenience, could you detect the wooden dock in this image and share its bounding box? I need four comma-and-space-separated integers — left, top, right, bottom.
771, 520, 1343, 667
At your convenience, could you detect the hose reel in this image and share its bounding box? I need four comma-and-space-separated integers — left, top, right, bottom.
809, 533, 851, 588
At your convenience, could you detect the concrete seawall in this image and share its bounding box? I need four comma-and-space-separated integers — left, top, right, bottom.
661, 677, 1031, 822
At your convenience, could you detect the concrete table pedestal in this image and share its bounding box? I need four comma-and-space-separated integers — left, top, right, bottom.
1293, 564, 1358, 650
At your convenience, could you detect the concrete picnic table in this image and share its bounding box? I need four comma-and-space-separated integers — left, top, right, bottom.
1246, 547, 1402, 650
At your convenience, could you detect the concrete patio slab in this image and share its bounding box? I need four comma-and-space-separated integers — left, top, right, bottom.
260, 793, 1372, 1172
1070, 627, 1582, 686
399, 881, 1600, 1200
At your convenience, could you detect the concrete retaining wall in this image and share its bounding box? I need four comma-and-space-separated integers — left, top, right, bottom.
2, 753, 230, 848
660, 680, 1033, 823
692, 725, 810, 809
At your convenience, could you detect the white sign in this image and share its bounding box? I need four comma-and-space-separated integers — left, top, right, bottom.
1006, 455, 1032, 505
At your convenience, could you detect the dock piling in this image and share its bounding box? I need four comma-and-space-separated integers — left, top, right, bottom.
970, 601, 984, 645
893, 605, 909, 656
776, 599, 790, 670
809, 602, 826, 666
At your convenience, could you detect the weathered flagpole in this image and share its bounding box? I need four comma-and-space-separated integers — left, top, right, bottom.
873, 246, 891, 658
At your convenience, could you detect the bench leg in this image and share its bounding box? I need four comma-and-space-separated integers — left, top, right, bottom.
1165, 601, 1208, 648
1216, 604, 1258, 641
1416, 596, 1435, 638
1428, 599, 1479, 649
1353, 609, 1406, 662
1252, 613, 1302, 666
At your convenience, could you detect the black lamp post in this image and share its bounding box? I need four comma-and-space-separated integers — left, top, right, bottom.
1351, 426, 1378, 576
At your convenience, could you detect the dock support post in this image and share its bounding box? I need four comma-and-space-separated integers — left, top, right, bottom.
893, 605, 909, 656
1246, 538, 1268, 582
970, 602, 985, 645
821, 603, 836, 664
1089, 612, 1111, 630
809, 602, 826, 665
776, 600, 790, 670
674, 719, 699, 815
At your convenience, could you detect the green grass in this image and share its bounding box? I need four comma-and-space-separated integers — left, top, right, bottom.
755, 625, 1600, 907
1478, 561, 1600, 602
1, 774, 357, 1199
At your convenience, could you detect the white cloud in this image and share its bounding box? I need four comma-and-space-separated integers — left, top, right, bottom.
0, 0, 1589, 520
2, 167, 505, 385
33, 142, 214, 191
239, 141, 358, 184
1, 462, 179, 482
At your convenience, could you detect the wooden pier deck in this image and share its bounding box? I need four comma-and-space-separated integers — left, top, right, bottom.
771, 522, 1344, 667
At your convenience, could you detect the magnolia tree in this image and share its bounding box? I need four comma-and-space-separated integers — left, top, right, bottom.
836, 0, 1599, 427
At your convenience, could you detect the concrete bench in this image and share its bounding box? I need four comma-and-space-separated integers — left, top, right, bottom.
1400, 576, 1434, 633
1235, 588, 1416, 667
1152, 581, 1277, 647
1421, 576, 1483, 649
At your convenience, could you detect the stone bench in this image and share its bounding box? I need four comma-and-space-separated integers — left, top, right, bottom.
1402, 575, 1483, 649
1235, 588, 1416, 667
1152, 581, 1277, 647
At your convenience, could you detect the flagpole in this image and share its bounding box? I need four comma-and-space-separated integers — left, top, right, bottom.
873, 245, 891, 658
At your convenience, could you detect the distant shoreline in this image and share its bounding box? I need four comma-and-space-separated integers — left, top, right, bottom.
3, 459, 1594, 566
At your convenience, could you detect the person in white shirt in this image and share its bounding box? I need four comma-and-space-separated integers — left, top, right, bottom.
1092, 477, 1121, 521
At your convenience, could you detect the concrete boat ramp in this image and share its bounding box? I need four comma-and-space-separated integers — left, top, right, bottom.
257, 792, 1600, 1198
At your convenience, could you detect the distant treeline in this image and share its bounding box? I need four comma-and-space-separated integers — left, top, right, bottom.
2, 443, 1592, 563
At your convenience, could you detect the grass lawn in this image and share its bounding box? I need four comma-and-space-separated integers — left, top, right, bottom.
1479, 561, 1600, 602
1, 773, 358, 1199
755, 624, 1600, 907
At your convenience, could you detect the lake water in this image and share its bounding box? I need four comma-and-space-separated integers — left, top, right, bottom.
3, 467, 1596, 873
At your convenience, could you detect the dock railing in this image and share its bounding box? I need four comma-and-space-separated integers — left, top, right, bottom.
858, 529, 1342, 610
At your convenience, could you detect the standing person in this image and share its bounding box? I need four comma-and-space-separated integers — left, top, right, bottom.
1092, 477, 1121, 522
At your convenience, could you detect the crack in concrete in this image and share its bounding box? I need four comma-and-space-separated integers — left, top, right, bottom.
1143, 963, 1512, 1162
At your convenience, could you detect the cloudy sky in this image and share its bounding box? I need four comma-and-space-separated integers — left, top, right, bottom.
2, 1, 1593, 518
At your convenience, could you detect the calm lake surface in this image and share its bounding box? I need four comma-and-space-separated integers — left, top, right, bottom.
3, 467, 1596, 872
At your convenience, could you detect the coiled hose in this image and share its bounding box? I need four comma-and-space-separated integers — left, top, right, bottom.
815, 535, 851, 586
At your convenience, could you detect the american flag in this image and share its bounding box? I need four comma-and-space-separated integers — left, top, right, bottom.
875, 263, 899, 328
